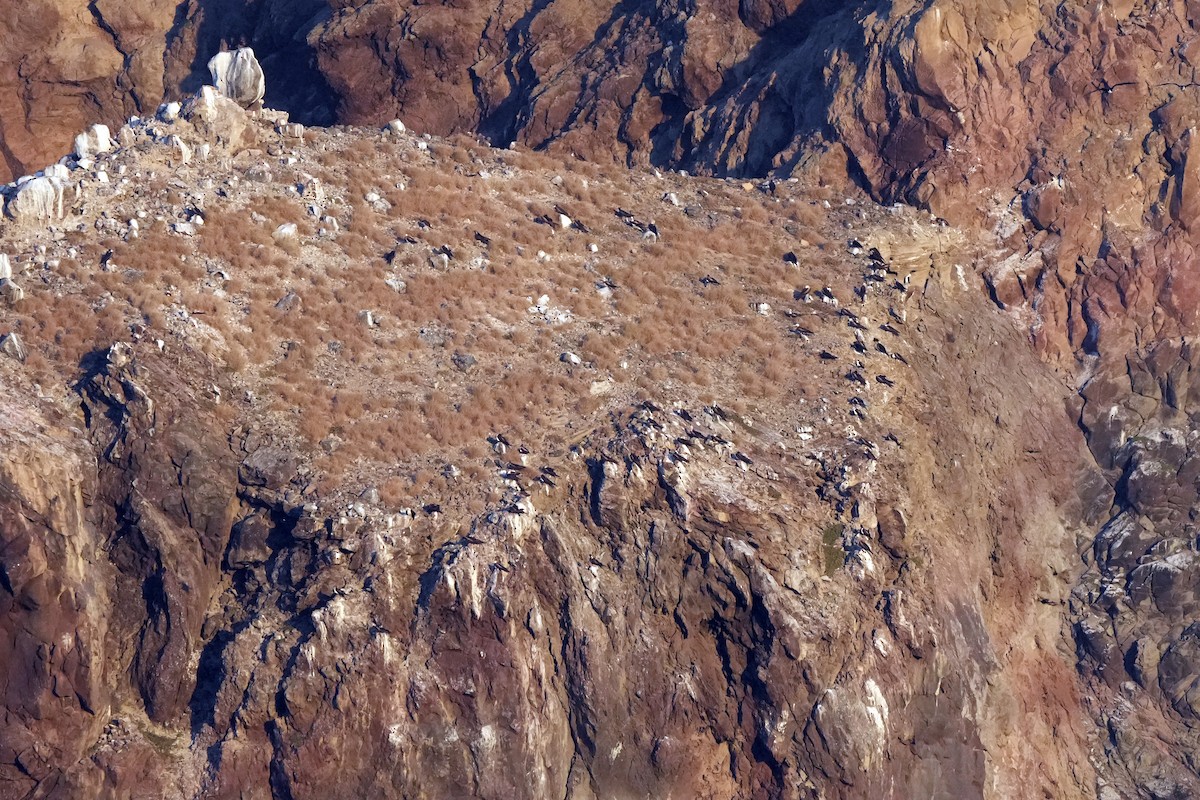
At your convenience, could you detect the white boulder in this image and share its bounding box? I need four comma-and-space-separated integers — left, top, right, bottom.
169, 135, 192, 165
6, 176, 64, 223
273, 223, 298, 243
207, 48, 266, 108
0, 254, 11, 280
73, 124, 112, 160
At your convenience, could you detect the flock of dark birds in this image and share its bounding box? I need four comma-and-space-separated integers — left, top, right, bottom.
387, 192, 914, 515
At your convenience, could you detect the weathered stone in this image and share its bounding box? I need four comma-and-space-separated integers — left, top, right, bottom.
0, 278, 24, 306
6, 176, 64, 222
207, 48, 266, 109
73, 124, 111, 161
0, 331, 26, 361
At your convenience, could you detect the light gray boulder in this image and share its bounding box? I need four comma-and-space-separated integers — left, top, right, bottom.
208, 48, 266, 108
6, 176, 64, 222
0, 279, 24, 306
73, 124, 112, 160
0, 332, 26, 362
44, 164, 70, 181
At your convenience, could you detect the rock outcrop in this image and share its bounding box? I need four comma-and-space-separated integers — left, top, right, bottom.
0, 0, 333, 182
207, 48, 265, 109
6, 177, 64, 223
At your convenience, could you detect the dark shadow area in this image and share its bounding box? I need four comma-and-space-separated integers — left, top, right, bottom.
476, 0, 559, 145
188, 617, 254, 738
650, 0, 879, 178
166, 0, 338, 126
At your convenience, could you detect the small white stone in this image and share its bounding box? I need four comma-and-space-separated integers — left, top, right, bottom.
273, 223, 298, 242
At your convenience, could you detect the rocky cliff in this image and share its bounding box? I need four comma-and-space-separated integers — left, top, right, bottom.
0, 89, 1106, 798
4, 0, 1200, 797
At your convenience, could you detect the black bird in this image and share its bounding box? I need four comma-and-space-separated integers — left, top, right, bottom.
433, 244, 455, 259
875, 341, 889, 355
539, 465, 560, 478
867, 247, 885, 263
732, 452, 753, 465
854, 285, 867, 301
535, 474, 557, 488
846, 370, 867, 385
892, 280, 907, 293
496, 433, 511, 447
890, 352, 910, 366
647, 222, 660, 238
849, 396, 866, 407
700, 275, 721, 287
819, 287, 836, 300
819, 350, 839, 360
474, 231, 492, 246
676, 408, 694, 423
398, 234, 420, 245
847, 238, 864, 250
423, 503, 442, 514
641, 400, 662, 413
533, 214, 555, 227
889, 307, 905, 324
852, 340, 867, 354
838, 308, 858, 320
880, 323, 901, 336
885, 432, 902, 447
789, 326, 814, 339
615, 208, 635, 221
416, 219, 431, 229
783, 251, 798, 265
876, 375, 896, 386
848, 319, 868, 332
